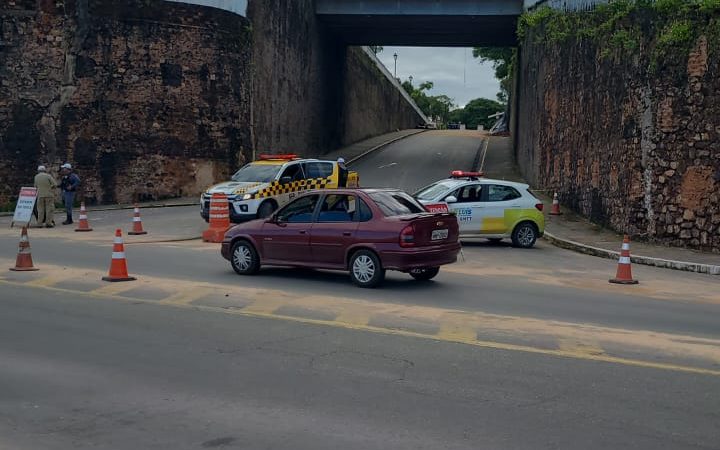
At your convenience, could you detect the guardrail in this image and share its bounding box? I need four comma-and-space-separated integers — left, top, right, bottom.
162, 0, 247, 16
525, 0, 611, 11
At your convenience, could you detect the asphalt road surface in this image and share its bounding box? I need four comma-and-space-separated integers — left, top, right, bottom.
1, 131, 719, 449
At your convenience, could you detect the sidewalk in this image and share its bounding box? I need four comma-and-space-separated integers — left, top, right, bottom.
324, 129, 426, 164
541, 199, 720, 275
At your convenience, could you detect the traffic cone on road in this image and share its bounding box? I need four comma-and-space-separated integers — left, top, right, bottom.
75, 202, 93, 232
609, 235, 638, 285
549, 192, 562, 216
202, 193, 231, 243
102, 229, 136, 282
9, 227, 39, 272
128, 204, 147, 235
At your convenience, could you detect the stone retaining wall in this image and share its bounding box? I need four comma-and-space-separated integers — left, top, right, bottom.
517, 23, 720, 252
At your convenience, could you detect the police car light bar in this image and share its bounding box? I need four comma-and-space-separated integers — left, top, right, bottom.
258, 154, 299, 160
450, 170, 484, 178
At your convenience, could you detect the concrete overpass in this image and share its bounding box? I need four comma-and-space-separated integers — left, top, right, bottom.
315, 0, 523, 46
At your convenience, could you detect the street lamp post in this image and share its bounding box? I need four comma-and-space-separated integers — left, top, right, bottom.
393, 52, 398, 78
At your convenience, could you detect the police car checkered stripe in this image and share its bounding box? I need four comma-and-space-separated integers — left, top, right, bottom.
251, 177, 332, 199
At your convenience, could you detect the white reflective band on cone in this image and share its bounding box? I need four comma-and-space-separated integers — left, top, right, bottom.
112, 252, 126, 259
622, 243, 630, 250
79, 215, 87, 220
114, 237, 124, 244
134, 208, 140, 213
619, 256, 631, 264
133, 217, 141, 222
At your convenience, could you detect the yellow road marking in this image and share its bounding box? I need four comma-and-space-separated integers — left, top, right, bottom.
557, 338, 605, 356
2, 278, 720, 377
335, 310, 373, 327
437, 321, 477, 341
158, 287, 209, 305
24, 276, 64, 288
241, 297, 291, 315
89, 282, 140, 296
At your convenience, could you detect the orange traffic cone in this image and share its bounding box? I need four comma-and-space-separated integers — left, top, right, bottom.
549, 192, 562, 216
102, 229, 136, 282
10, 227, 39, 271
609, 235, 638, 285
75, 202, 93, 232
128, 204, 147, 235
202, 193, 231, 243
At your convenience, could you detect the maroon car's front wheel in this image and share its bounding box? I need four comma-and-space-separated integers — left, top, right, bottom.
349, 250, 385, 288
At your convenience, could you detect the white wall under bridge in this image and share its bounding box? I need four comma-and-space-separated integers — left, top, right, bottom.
163, 0, 247, 16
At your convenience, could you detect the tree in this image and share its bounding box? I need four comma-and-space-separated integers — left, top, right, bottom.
401, 78, 454, 124
448, 98, 505, 130
472, 47, 515, 104
369, 46, 384, 54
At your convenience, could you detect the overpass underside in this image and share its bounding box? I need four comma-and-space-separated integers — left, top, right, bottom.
316, 0, 521, 46
318, 15, 518, 47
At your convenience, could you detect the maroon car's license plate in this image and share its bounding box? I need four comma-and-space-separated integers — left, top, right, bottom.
431, 229, 449, 240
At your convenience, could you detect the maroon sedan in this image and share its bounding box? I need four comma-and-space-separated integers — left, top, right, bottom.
221, 189, 461, 288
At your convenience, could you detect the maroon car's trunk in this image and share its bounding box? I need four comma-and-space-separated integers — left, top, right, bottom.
396, 213, 459, 247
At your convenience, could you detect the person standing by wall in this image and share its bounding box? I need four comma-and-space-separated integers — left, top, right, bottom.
34, 165, 57, 228
59, 163, 80, 225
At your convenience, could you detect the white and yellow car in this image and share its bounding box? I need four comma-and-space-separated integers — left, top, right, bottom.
201, 154, 359, 223
414, 171, 545, 248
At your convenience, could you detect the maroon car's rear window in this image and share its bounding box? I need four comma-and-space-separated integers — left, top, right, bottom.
369, 192, 425, 217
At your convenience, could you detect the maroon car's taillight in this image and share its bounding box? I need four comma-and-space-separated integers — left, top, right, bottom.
535, 203, 544, 212
400, 225, 415, 247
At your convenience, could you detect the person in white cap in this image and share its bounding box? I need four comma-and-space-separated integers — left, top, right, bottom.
337, 157, 348, 188
34, 165, 57, 228
59, 163, 81, 225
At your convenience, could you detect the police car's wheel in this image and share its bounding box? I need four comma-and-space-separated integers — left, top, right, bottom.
349, 250, 385, 288
511, 222, 537, 249
409, 267, 440, 281
257, 201, 277, 219
231, 240, 260, 275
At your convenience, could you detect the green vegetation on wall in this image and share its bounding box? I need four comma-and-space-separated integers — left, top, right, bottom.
519, 0, 720, 73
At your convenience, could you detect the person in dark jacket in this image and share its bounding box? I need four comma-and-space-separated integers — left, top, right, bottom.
337, 157, 349, 188
59, 163, 80, 225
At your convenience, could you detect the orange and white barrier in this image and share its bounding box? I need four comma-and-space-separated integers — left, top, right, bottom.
75, 202, 93, 232
609, 235, 638, 285
10, 227, 39, 272
128, 204, 147, 235
102, 229, 136, 282
203, 193, 231, 243
549, 192, 562, 216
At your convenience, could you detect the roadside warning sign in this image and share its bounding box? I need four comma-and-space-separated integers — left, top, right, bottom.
12, 187, 38, 227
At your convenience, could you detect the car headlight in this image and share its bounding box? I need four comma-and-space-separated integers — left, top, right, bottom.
242, 193, 252, 200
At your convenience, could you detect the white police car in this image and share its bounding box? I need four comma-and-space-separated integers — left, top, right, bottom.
414, 171, 545, 248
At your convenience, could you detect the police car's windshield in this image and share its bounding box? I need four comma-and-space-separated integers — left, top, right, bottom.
231, 164, 282, 183
414, 181, 456, 201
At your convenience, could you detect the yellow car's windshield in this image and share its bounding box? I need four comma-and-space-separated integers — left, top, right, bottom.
231, 163, 282, 183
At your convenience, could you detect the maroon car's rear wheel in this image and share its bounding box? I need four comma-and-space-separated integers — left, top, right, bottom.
349, 250, 385, 288
231, 240, 260, 275
409, 267, 440, 281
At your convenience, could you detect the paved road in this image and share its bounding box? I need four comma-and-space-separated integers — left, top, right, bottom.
2, 130, 720, 449
2, 287, 719, 450
350, 130, 485, 193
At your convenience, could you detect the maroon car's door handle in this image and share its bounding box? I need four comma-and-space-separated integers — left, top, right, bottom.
342, 232, 352, 236
299, 230, 307, 234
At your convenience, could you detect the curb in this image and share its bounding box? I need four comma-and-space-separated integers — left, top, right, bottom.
543, 231, 720, 276
347, 129, 427, 165
0, 201, 197, 217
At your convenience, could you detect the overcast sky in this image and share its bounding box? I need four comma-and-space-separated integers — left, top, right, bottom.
376, 47, 501, 109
